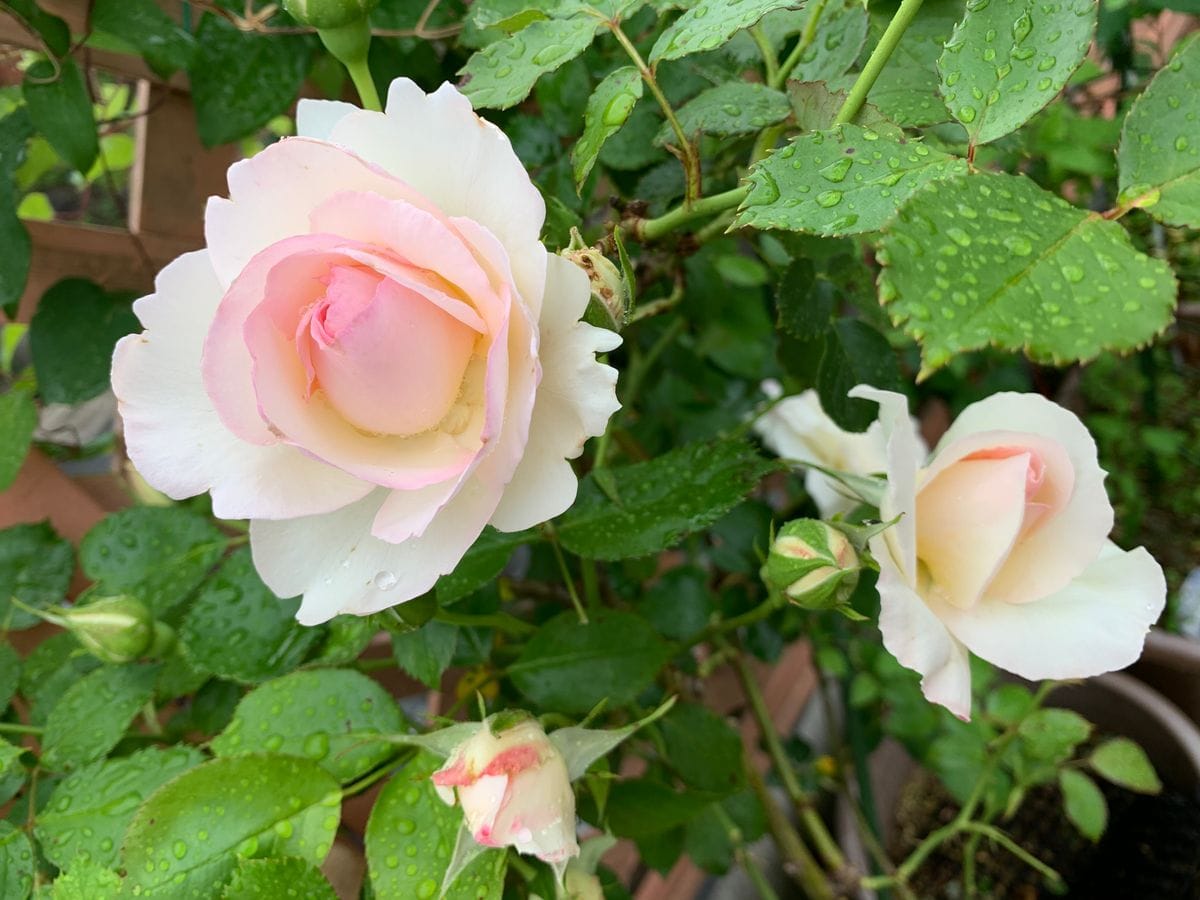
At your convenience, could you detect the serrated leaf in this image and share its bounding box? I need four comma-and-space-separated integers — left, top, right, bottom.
41, 663, 160, 771
1059, 768, 1106, 841
211, 669, 403, 783
220, 857, 337, 899
786, 81, 898, 135
437, 528, 536, 605
391, 620, 458, 689
816, 319, 904, 431
0, 522, 73, 631
1088, 737, 1162, 794
788, 0, 869, 82
180, 549, 321, 683
459, 16, 601, 110
36, 745, 204, 870
28, 278, 138, 405
0, 643, 18, 715
0, 823, 33, 899
22, 58, 98, 173
0, 386, 35, 492
366, 753, 507, 900
879, 172, 1177, 376
655, 81, 790, 145
938, 0, 1096, 144
0, 109, 33, 313
1116, 35, 1200, 227
574, 66, 644, 189
867, 0, 962, 125
80, 506, 226, 615
557, 438, 777, 560
42, 858, 122, 899
738, 124, 966, 235
122, 754, 341, 899
509, 611, 670, 713
1017, 707, 1092, 762
91, 0, 197, 76
650, 0, 802, 62
606, 779, 714, 837
776, 259, 833, 340
658, 702, 744, 793
20, 633, 100, 725
551, 696, 676, 780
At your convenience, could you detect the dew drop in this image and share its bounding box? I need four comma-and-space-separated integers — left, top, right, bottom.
815, 190, 843, 208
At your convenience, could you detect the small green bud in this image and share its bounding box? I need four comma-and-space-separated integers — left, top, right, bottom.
562, 229, 629, 332
283, 0, 378, 29
58, 595, 155, 664
762, 520, 860, 610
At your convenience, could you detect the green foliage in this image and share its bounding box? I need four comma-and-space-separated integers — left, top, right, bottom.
738, 126, 967, 236
657, 703, 744, 793
0, 109, 32, 312
867, 0, 963, 125
1088, 737, 1162, 794
220, 857, 338, 899
575, 66, 644, 189
0, 385, 35, 491
649, 0, 802, 63
390, 619, 458, 688
0, 823, 34, 899
40, 663, 160, 771
937, 0, 1095, 145
1059, 768, 1107, 841
21, 59, 98, 174
1117, 34, 1200, 226
211, 668, 403, 782
436, 528, 535, 605
90, 0, 197, 76
879, 172, 1177, 375
658, 82, 790, 145
0, 522, 74, 630
122, 754, 341, 898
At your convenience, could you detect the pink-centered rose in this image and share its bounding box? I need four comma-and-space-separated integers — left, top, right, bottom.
111, 80, 620, 624
851, 386, 1166, 720
433, 718, 578, 863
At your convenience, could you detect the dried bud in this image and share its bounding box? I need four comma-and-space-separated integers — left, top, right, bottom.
762, 520, 860, 610
57, 595, 155, 664
562, 229, 628, 332
282, 0, 378, 28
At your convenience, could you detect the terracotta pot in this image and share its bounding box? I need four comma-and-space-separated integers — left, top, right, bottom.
835, 672, 1200, 898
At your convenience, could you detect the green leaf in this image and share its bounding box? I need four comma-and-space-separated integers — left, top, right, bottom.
926, 726, 988, 804
879, 172, 1177, 377
683, 791, 765, 874
1116, 35, 1200, 227
816, 319, 904, 431
41, 663, 160, 771
0, 642, 18, 715
36, 745, 204, 870
650, 0, 802, 63
0, 109, 32, 313
0, 522, 74, 631
1, 0, 70, 56
28, 279, 138, 405
0, 822, 34, 899
91, 0, 197, 76
0, 386, 35, 492
788, 0, 869, 82
1059, 768, 1107, 841
867, 0, 962, 125
122, 754, 341, 899
458, 16, 601, 110
20, 633, 101, 725
180, 549, 322, 684
574, 66, 643, 189
738, 125, 967, 236
510, 610, 670, 713
436, 528, 535, 605
366, 753, 507, 900
220, 857, 337, 899
1017, 707, 1092, 763
80, 507, 226, 616
0, 739, 26, 806
639, 566, 714, 641
42, 858, 123, 899
938, 0, 1095, 145
658, 703, 744, 794
775, 260, 833, 341
557, 438, 777, 561
21, 58, 98, 173
786, 81, 898, 135
984, 683, 1034, 726
211, 669, 403, 783
606, 779, 714, 837
190, 14, 311, 146
390, 620, 458, 689
1088, 737, 1162, 794
550, 697, 676, 780
656, 82, 790, 145
307, 614, 379, 666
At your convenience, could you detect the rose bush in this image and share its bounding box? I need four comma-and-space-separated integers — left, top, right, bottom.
111, 79, 621, 625
852, 386, 1167, 719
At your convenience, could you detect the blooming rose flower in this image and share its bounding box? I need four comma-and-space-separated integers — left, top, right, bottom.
433, 717, 577, 863
850, 386, 1166, 720
111, 80, 620, 624
754, 382, 926, 517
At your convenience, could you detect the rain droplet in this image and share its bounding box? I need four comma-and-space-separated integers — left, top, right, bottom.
820, 157, 854, 183
373, 571, 398, 591
815, 190, 843, 208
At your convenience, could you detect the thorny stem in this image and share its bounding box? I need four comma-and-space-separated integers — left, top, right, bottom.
834, 0, 926, 125
716, 801, 783, 900
744, 763, 835, 900
636, 186, 749, 241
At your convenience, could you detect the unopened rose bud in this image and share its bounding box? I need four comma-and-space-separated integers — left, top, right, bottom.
762, 519, 860, 610
57, 595, 155, 663
562, 229, 629, 332
282, 0, 378, 28
432, 714, 578, 864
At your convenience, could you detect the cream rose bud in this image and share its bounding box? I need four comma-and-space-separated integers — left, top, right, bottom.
762, 519, 860, 610
111, 80, 621, 625
432, 717, 578, 863
754, 383, 927, 518
851, 386, 1166, 720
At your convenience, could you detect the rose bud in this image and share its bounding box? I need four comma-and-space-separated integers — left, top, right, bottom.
762, 519, 860, 610
851, 386, 1166, 720
562, 229, 629, 332
52, 595, 155, 664
432, 715, 578, 864
282, 0, 379, 28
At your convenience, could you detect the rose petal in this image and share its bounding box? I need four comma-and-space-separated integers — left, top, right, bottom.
296, 97, 359, 141
934, 392, 1112, 605
489, 256, 621, 532
111, 250, 370, 520
873, 536, 974, 719
932, 542, 1166, 680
